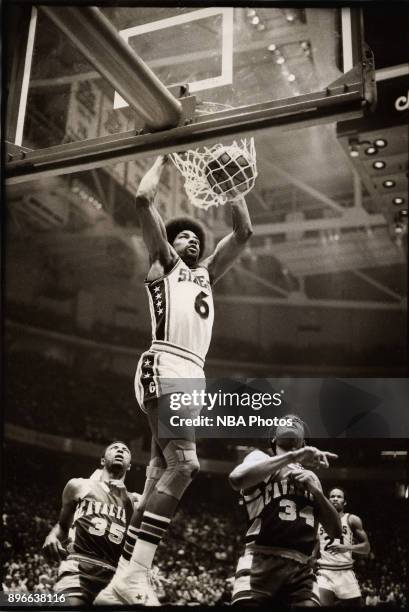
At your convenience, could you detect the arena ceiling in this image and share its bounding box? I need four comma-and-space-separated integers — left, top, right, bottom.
5, 5, 408, 310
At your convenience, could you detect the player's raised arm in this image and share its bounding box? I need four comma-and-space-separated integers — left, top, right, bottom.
135, 156, 176, 270
42, 478, 81, 562
230, 449, 296, 491
202, 196, 253, 285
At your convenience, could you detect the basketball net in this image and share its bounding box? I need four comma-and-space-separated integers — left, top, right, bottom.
170, 138, 257, 210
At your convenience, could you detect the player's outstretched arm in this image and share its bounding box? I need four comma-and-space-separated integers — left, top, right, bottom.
42, 478, 81, 561
202, 196, 253, 285
135, 156, 176, 270
230, 449, 299, 491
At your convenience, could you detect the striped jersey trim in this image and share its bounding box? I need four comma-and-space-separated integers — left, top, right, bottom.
151, 341, 204, 368
318, 563, 354, 571
66, 554, 116, 572
147, 281, 166, 341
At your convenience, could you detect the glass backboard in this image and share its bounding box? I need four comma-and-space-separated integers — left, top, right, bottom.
5, 4, 371, 184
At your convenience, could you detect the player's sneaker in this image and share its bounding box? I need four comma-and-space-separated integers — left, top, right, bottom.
95, 563, 160, 606
93, 581, 122, 605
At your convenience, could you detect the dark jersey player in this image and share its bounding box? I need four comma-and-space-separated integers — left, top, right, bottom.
42, 442, 136, 606
95, 156, 252, 605
229, 415, 341, 606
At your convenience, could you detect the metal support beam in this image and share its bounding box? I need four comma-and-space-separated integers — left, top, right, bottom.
5, 5, 37, 145
353, 169, 363, 209
41, 6, 182, 131
263, 161, 346, 214
216, 294, 405, 311
6, 85, 364, 185
250, 210, 386, 236
235, 264, 289, 297
352, 269, 403, 302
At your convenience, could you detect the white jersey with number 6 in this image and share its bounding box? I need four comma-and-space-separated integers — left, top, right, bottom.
134, 257, 214, 410
146, 257, 214, 362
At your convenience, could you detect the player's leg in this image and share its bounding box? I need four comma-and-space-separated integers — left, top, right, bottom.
96, 394, 200, 605
284, 560, 321, 607
232, 552, 283, 606
319, 587, 336, 606
337, 570, 362, 606
317, 569, 337, 606
339, 596, 362, 607
120, 437, 166, 567
126, 396, 199, 568
54, 559, 103, 607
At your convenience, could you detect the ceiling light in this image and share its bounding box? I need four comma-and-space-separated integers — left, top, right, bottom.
394, 223, 404, 235
247, 9, 256, 18
374, 138, 387, 148
373, 161, 385, 169
251, 16, 260, 25
287, 74, 296, 82
349, 145, 359, 158
268, 44, 277, 52
365, 146, 377, 155
300, 41, 309, 50
397, 209, 408, 220
383, 179, 395, 188
276, 56, 285, 64
393, 197, 405, 205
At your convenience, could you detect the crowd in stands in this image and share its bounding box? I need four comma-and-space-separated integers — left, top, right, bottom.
6, 351, 147, 445
7, 298, 405, 369
356, 504, 407, 608
2, 468, 239, 604
2, 444, 407, 605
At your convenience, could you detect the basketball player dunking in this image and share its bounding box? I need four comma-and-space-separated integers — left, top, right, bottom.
96, 155, 253, 605
317, 487, 370, 606
42, 442, 137, 606
230, 416, 341, 606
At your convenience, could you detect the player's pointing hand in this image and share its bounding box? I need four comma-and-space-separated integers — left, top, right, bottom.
294, 446, 338, 469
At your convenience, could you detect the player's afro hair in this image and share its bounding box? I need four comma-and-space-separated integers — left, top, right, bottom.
165, 216, 206, 258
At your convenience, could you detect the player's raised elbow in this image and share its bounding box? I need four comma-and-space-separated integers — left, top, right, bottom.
235, 225, 253, 244
135, 193, 152, 210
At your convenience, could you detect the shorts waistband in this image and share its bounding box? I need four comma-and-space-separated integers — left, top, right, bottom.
245, 544, 311, 565
318, 563, 354, 571
67, 554, 116, 572
150, 341, 204, 368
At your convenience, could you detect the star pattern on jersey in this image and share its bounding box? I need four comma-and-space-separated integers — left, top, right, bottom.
153, 286, 161, 294
144, 358, 152, 367
157, 307, 164, 314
